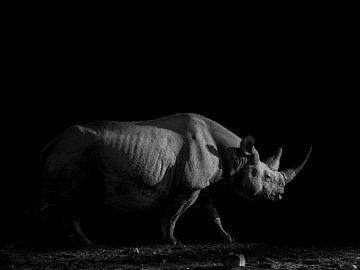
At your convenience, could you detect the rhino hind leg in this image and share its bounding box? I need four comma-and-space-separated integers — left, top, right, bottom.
161, 190, 200, 245
58, 202, 93, 247
66, 152, 104, 246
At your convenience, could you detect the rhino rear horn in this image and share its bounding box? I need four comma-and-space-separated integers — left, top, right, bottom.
266, 147, 283, 171
282, 147, 312, 184
251, 146, 260, 164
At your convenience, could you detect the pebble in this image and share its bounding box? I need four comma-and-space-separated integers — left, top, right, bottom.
222, 253, 245, 269
130, 247, 140, 256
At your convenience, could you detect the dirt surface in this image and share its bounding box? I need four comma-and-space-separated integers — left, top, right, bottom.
1, 243, 359, 269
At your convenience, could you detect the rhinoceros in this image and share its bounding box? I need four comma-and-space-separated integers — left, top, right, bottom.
40, 113, 311, 245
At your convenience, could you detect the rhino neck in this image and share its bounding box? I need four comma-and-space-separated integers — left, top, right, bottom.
204, 118, 242, 185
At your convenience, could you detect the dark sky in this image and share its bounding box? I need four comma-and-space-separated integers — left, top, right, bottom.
2, 20, 358, 246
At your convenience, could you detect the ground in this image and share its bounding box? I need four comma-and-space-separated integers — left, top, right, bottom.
1, 243, 359, 269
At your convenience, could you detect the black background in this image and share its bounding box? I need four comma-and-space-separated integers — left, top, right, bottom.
1, 11, 358, 246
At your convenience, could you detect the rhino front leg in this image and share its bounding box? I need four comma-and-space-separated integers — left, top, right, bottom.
72, 218, 93, 246
162, 190, 200, 245
213, 215, 234, 243
60, 202, 93, 246
203, 192, 234, 243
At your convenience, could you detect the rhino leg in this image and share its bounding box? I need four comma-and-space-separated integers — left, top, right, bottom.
60, 214, 93, 246
162, 190, 200, 245
58, 200, 93, 246
72, 218, 93, 246
203, 191, 234, 243
213, 215, 234, 243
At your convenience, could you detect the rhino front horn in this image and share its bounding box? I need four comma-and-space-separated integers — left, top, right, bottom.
282, 147, 312, 184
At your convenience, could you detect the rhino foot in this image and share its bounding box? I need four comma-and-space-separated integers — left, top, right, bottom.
162, 236, 182, 245
68, 232, 93, 247
80, 238, 93, 247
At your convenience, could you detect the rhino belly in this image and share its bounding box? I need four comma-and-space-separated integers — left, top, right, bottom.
103, 173, 167, 211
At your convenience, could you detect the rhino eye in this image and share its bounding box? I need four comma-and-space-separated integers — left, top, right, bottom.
264, 174, 272, 181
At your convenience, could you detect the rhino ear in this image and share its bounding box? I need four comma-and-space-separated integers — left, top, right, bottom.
225, 136, 254, 169
240, 136, 255, 155
225, 147, 248, 170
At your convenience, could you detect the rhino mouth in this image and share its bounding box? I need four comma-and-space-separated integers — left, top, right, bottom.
258, 189, 283, 201
270, 193, 282, 201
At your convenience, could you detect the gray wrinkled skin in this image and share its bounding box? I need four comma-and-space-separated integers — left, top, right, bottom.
40, 113, 311, 245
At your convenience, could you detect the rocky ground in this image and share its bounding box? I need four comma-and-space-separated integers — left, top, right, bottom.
1, 243, 359, 269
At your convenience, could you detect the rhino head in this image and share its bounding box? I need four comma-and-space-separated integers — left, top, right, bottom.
226, 136, 312, 201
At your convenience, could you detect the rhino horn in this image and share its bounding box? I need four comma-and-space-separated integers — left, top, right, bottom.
282, 147, 312, 184
266, 147, 283, 171
251, 146, 260, 164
